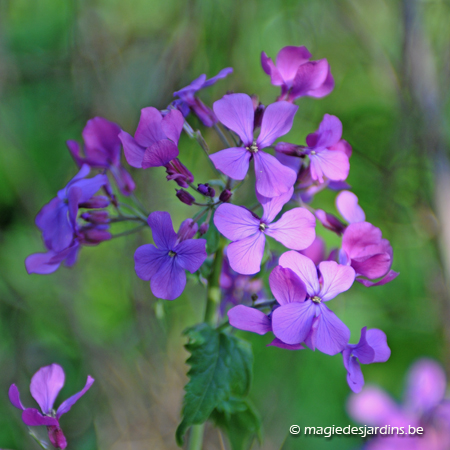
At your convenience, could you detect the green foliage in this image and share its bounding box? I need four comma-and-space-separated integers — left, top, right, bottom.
204, 220, 220, 254
176, 323, 255, 446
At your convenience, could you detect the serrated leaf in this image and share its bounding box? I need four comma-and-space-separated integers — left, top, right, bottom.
176, 324, 253, 446
205, 220, 220, 254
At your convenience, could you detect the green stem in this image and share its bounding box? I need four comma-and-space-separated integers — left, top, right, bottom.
213, 123, 232, 148
204, 239, 225, 326
110, 223, 147, 239
188, 423, 205, 450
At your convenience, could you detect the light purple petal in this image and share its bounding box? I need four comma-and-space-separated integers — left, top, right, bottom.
307, 66, 334, 98
271, 300, 316, 345
309, 150, 350, 183
69, 173, 108, 204
66, 140, 85, 166
110, 164, 136, 196
173, 74, 207, 98
210, 148, 251, 180
351, 251, 392, 280
318, 261, 355, 301
9, 384, 25, 410
56, 375, 94, 418
253, 151, 297, 197
174, 239, 207, 273
269, 266, 307, 305
314, 114, 343, 148
22, 408, 59, 427
67, 186, 82, 229
227, 232, 266, 275
299, 236, 326, 266
346, 356, 365, 393
161, 109, 184, 145
214, 204, 260, 241
356, 270, 399, 287
118, 130, 145, 168
351, 327, 376, 364
202, 67, 233, 88
336, 190, 365, 224
290, 59, 330, 99
142, 139, 179, 169
266, 207, 316, 250
278, 251, 320, 296
267, 338, 304, 350
261, 52, 283, 86
275, 152, 303, 173
276, 46, 312, 84
147, 211, 178, 251
227, 305, 271, 335
311, 303, 350, 355
213, 94, 254, 145
30, 364, 65, 415
257, 101, 298, 149
257, 188, 293, 223
25, 251, 62, 275
134, 244, 168, 281
341, 222, 383, 260
150, 257, 186, 300
134, 107, 165, 147
365, 329, 391, 363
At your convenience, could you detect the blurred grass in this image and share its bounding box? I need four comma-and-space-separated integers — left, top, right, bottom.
1, 0, 450, 449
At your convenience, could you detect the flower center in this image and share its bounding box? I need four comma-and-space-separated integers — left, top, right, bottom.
259, 223, 266, 231
168, 250, 177, 257
310, 150, 316, 155
246, 141, 259, 153
311, 295, 322, 304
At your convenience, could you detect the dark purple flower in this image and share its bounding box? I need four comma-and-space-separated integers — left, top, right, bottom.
173, 68, 233, 126
342, 327, 391, 393
165, 158, 194, 188
176, 189, 196, 206
210, 93, 298, 197
214, 188, 316, 275
271, 251, 355, 355
119, 108, 184, 169
67, 117, 136, 196
134, 212, 207, 300
261, 46, 334, 102
9, 363, 94, 449
219, 189, 232, 203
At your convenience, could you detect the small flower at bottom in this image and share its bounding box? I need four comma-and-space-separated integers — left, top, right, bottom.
134, 212, 207, 300
9, 363, 94, 449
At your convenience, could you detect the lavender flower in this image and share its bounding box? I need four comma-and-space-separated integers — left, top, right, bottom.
261, 46, 334, 102
210, 93, 298, 197
134, 212, 207, 300
9, 364, 94, 449
214, 188, 316, 275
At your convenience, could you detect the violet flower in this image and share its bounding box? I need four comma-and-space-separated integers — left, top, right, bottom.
173, 67, 233, 127
271, 251, 355, 355
348, 359, 450, 450
210, 93, 298, 197
165, 158, 194, 188
134, 212, 207, 300
342, 327, 391, 393
9, 363, 94, 449
261, 46, 334, 102
66, 117, 135, 196
119, 107, 184, 169
214, 188, 316, 275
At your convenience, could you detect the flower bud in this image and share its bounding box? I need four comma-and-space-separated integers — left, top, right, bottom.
219, 189, 232, 203
166, 158, 194, 188
197, 183, 215, 197
176, 189, 195, 206
79, 195, 110, 209
80, 210, 109, 224
79, 225, 112, 244
275, 142, 305, 157
199, 222, 209, 236
177, 218, 199, 241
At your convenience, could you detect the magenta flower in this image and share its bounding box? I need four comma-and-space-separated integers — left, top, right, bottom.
210, 93, 298, 197
271, 251, 354, 355
261, 46, 334, 102
214, 188, 316, 275
342, 327, 391, 393
134, 212, 207, 300
9, 364, 94, 449
119, 107, 184, 169
66, 117, 135, 196
173, 67, 233, 126
348, 359, 450, 450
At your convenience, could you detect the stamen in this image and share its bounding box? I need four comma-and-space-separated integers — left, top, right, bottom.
168, 250, 176, 257
246, 141, 259, 153
310, 150, 316, 155
312, 295, 322, 304
259, 223, 266, 231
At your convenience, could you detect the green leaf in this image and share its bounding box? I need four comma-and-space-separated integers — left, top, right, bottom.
175, 324, 253, 446
204, 220, 220, 254
211, 398, 262, 450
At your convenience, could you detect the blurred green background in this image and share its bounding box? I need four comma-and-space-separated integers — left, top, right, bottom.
1, 0, 450, 448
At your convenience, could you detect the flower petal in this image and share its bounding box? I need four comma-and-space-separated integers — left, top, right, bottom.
278, 251, 320, 296
150, 257, 186, 300
341, 222, 383, 260
119, 130, 146, 168
134, 244, 167, 281
346, 356, 365, 393
309, 150, 349, 183
257, 187, 293, 223
227, 232, 266, 275
253, 151, 297, 198
214, 203, 260, 241
290, 59, 330, 99
314, 114, 343, 148
142, 139, 179, 169
356, 270, 399, 287
299, 236, 326, 266
275, 46, 312, 84
227, 305, 271, 335
22, 408, 59, 427
350, 327, 376, 364
25, 251, 62, 275
266, 207, 316, 250
147, 211, 178, 250
56, 375, 94, 418
269, 266, 307, 305
134, 107, 165, 147
213, 93, 254, 145
364, 329, 391, 363
30, 364, 65, 415
175, 239, 207, 273
271, 301, 316, 345
267, 338, 304, 350
318, 261, 355, 301
307, 66, 334, 98
257, 101, 298, 149
209, 148, 251, 180
336, 190, 365, 224
202, 67, 233, 88
260, 52, 283, 86
161, 109, 184, 145
9, 384, 25, 410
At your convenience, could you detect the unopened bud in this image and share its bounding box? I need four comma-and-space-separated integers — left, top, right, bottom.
81, 210, 109, 224
197, 183, 215, 197
199, 222, 209, 236
177, 218, 199, 241
219, 189, 232, 203
176, 189, 195, 206
79, 195, 110, 209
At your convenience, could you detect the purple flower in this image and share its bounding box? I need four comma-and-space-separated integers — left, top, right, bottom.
214, 188, 316, 275
197, 183, 215, 197
66, 117, 136, 196
119, 108, 184, 169
165, 158, 194, 188
299, 236, 326, 265
342, 327, 391, 393
173, 68, 233, 126
261, 46, 334, 102
134, 212, 207, 300
348, 359, 450, 450
9, 363, 94, 449
271, 251, 355, 355
25, 242, 81, 275
210, 93, 298, 197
